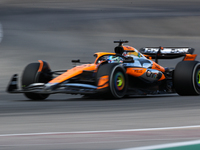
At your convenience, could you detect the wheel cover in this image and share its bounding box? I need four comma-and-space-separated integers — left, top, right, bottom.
196, 69, 200, 87
114, 72, 125, 91
193, 63, 200, 94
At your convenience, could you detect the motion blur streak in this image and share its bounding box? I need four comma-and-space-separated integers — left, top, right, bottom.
1, 0, 200, 150
1, 125, 200, 137
0, 23, 3, 43
118, 140, 200, 150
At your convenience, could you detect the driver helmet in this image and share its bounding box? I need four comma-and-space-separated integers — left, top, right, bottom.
122, 49, 142, 58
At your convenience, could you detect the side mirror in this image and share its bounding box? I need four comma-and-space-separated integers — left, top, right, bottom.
71, 59, 80, 63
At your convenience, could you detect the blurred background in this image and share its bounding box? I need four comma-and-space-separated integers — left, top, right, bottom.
1, 1, 200, 149
1, 0, 200, 90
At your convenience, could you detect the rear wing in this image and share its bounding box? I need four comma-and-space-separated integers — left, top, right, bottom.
140, 47, 195, 59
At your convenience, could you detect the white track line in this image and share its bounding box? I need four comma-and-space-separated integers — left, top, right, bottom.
118, 139, 200, 150
0, 125, 200, 137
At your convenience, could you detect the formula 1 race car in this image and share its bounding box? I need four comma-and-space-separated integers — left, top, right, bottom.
7, 40, 200, 100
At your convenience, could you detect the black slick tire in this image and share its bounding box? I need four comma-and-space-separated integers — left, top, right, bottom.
22, 63, 49, 100
174, 61, 200, 95
97, 63, 127, 98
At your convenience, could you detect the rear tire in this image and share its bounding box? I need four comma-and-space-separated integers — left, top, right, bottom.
174, 61, 200, 95
22, 62, 51, 100
97, 63, 127, 98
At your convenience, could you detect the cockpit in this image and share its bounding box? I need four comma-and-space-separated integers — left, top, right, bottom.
96, 55, 124, 64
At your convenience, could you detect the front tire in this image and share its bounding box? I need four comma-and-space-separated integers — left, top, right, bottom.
22, 62, 51, 100
174, 61, 200, 95
97, 63, 127, 98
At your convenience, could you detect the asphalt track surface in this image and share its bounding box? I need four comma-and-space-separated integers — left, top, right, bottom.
1, 0, 200, 149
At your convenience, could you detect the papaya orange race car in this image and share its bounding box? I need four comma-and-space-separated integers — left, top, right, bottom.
7, 40, 200, 100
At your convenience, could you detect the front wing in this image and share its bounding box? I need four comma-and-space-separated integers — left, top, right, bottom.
7, 74, 98, 95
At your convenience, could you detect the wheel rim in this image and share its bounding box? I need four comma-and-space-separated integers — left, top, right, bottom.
196, 69, 200, 88
114, 72, 125, 91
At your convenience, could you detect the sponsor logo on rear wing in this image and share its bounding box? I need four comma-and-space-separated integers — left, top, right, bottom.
140, 47, 195, 59
140, 47, 194, 54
